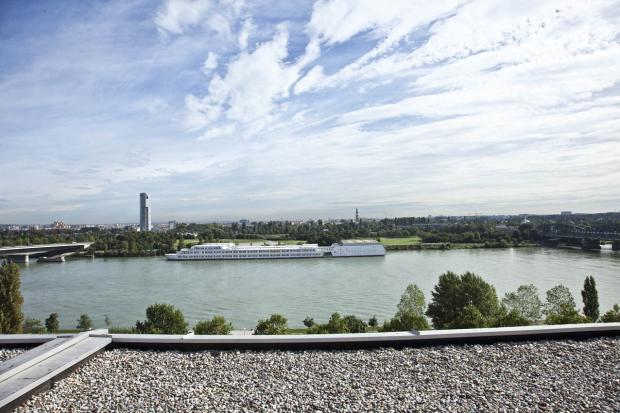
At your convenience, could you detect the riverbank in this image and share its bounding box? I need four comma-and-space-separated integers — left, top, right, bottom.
12, 337, 620, 412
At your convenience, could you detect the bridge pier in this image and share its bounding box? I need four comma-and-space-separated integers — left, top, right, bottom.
613, 241, 620, 251
581, 238, 601, 251
6, 255, 29, 263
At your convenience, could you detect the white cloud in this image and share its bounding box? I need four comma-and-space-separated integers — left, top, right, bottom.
154, 0, 213, 35
238, 18, 254, 50
202, 51, 219, 74
186, 25, 302, 131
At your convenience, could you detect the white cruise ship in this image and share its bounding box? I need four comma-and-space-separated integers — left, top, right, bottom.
330, 240, 386, 257
165, 243, 327, 260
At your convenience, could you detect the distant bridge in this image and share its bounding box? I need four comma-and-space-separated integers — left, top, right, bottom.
0, 243, 92, 263
540, 224, 620, 250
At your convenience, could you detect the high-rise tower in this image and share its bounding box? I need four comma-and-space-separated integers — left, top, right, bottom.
355, 208, 359, 222
139, 192, 152, 231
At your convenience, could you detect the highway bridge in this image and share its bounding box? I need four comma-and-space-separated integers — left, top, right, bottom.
0, 243, 92, 263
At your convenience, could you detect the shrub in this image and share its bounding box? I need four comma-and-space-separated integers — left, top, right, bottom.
343, 315, 367, 333
254, 314, 288, 335
45, 313, 59, 333
368, 315, 378, 328
494, 306, 532, 327
381, 311, 429, 332
303, 317, 315, 327
24, 318, 46, 334
600, 304, 620, 323
135, 303, 188, 334
76, 314, 93, 331
194, 316, 232, 335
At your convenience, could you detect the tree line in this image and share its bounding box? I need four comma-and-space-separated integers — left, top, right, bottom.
2, 261, 619, 334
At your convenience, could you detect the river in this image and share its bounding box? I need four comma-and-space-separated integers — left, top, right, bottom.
18, 247, 620, 329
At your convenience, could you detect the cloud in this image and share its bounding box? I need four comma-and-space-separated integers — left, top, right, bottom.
238, 18, 254, 50
202, 51, 219, 74
185, 25, 300, 131
154, 0, 213, 35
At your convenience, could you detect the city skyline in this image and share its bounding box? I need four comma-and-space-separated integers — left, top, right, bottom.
1, 1, 619, 223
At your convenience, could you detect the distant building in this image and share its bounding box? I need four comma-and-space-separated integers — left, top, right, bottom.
168, 221, 177, 230
355, 208, 359, 222
239, 219, 249, 225
52, 220, 67, 229
561, 211, 572, 216
139, 193, 152, 231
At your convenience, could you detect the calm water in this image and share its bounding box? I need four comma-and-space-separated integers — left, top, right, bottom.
19, 247, 620, 329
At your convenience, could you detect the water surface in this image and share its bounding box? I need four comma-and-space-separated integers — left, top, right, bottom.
19, 247, 620, 329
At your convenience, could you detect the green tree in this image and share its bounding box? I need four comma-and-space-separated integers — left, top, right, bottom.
581, 276, 599, 322
45, 313, 59, 333
194, 316, 232, 335
325, 312, 348, 333
303, 317, 315, 328
381, 311, 429, 332
76, 314, 93, 331
24, 318, 46, 333
0, 262, 24, 333
426, 271, 500, 329
494, 306, 532, 327
396, 284, 426, 318
368, 315, 378, 328
543, 285, 577, 318
104, 314, 112, 328
135, 303, 188, 334
600, 304, 620, 322
254, 314, 288, 335
545, 309, 587, 325
502, 284, 542, 322
343, 315, 367, 333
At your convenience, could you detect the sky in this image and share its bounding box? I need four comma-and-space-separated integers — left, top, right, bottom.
0, 0, 619, 224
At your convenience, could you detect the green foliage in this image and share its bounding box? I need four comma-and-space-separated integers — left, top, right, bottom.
381, 311, 429, 332
581, 276, 599, 322
396, 284, 426, 318
544, 285, 577, 318
23, 318, 46, 334
306, 313, 368, 334
502, 284, 542, 322
343, 315, 367, 333
194, 316, 232, 335
368, 315, 378, 327
135, 303, 188, 334
0, 262, 24, 333
45, 313, 59, 333
494, 306, 532, 327
545, 308, 588, 325
104, 314, 112, 328
76, 314, 93, 331
254, 314, 288, 335
426, 271, 500, 329
303, 317, 315, 327
600, 304, 620, 322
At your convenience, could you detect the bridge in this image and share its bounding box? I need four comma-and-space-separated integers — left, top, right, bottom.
0, 243, 92, 263
540, 224, 620, 250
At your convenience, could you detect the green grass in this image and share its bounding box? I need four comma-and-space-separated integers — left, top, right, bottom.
378, 236, 422, 246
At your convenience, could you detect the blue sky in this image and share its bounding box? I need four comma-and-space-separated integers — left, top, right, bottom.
1, 0, 619, 224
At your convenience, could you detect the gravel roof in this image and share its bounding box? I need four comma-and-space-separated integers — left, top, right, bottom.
0, 348, 27, 363
11, 337, 620, 412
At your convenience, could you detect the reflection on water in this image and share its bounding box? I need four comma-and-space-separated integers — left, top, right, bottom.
19, 247, 620, 329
